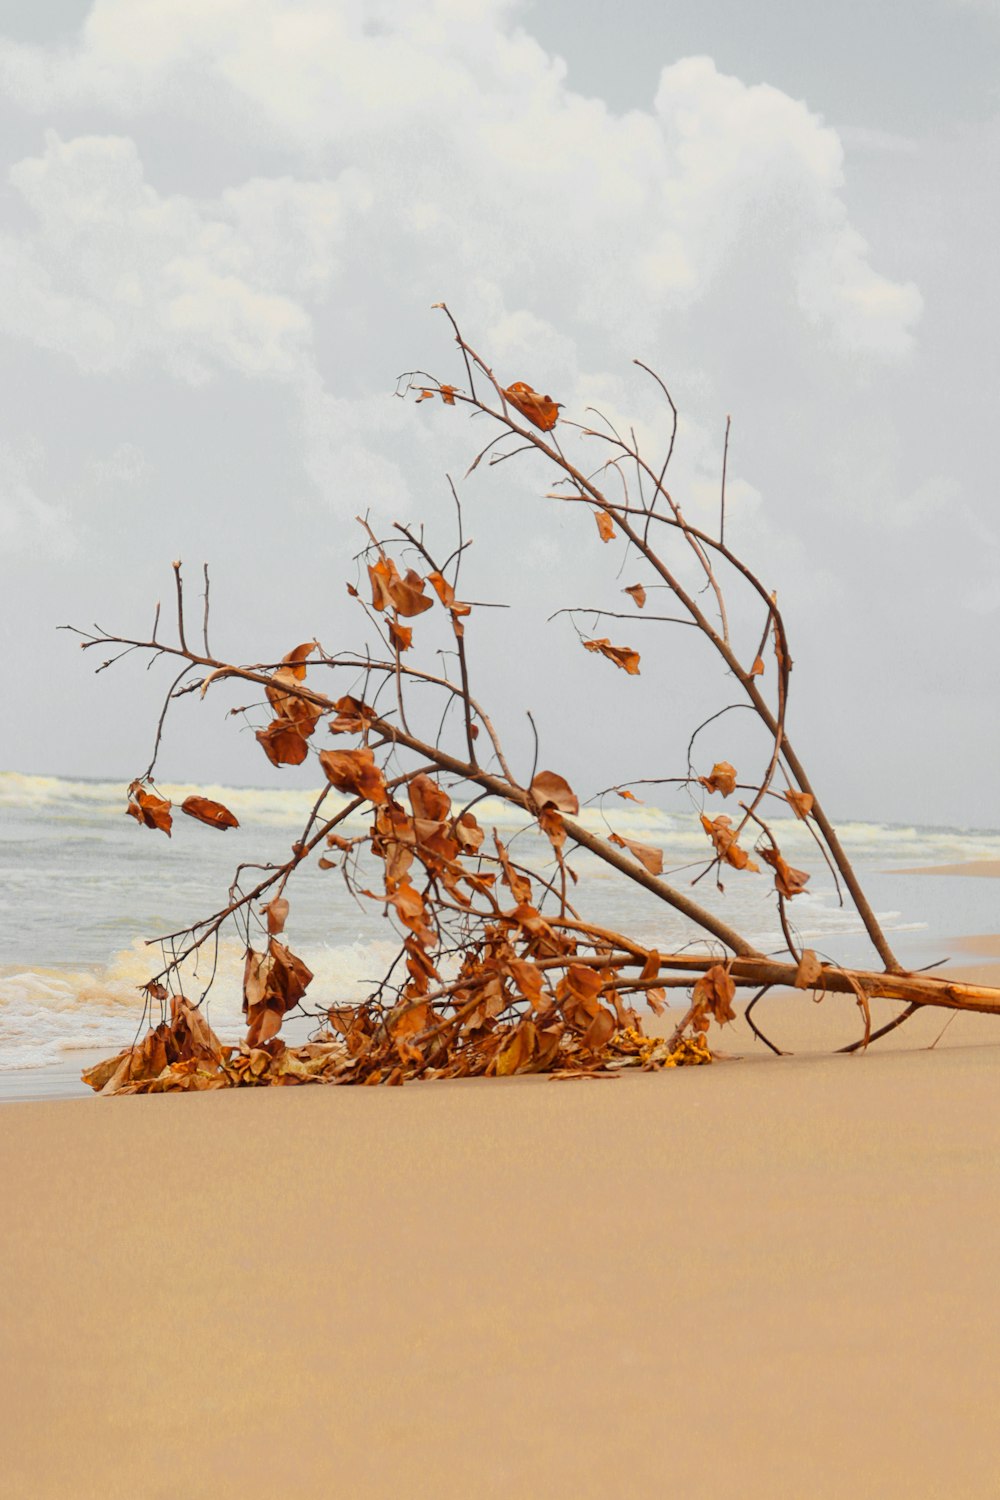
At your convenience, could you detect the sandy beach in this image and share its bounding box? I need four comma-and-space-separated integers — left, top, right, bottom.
3, 957, 1000, 1499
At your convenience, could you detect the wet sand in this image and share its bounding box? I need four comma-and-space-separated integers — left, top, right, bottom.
4, 960, 1000, 1497
894, 858, 1000, 877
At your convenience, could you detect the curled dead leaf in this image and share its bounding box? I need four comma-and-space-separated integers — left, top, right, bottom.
529, 769, 579, 815
181, 795, 239, 831
759, 845, 810, 898
700, 814, 759, 873
691, 965, 736, 1026
263, 896, 289, 935
785, 790, 814, 820
698, 762, 737, 797
126, 784, 172, 836
256, 720, 309, 767
608, 832, 664, 876
594, 510, 615, 543
583, 638, 640, 675
503, 381, 560, 432
319, 747, 388, 805
624, 584, 646, 608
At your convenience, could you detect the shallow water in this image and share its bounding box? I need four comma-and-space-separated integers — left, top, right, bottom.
4, 769, 1000, 1097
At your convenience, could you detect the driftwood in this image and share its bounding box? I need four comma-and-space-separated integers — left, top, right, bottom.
68, 308, 1000, 1091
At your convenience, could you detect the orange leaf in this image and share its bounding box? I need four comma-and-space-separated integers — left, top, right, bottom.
439, 385, 457, 406
368, 556, 434, 619
751, 656, 765, 677
507, 958, 545, 1008
503, 380, 560, 432
784, 790, 814, 820
759, 845, 810, 898
624, 584, 646, 608
280, 641, 317, 680
583, 638, 640, 675
408, 773, 451, 822
319, 747, 388, 805
126, 784, 172, 836
181, 795, 239, 831
530, 769, 579, 815
616, 788, 642, 803
646, 987, 667, 1016
691, 964, 736, 1025
700, 814, 759, 872
427, 570, 455, 607
608, 832, 663, 876
698, 762, 737, 797
388, 620, 412, 653
262, 896, 289, 935
594, 510, 615, 543
328, 695, 374, 736
256, 720, 309, 767
582, 1006, 616, 1054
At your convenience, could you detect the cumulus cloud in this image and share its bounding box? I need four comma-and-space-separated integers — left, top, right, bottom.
0, 131, 369, 381
0, 1, 920, 372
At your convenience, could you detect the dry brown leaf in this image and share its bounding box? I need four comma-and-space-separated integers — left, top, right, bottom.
616, 788, 642, 803
582, 1006, 616, 1054
624, 584, 646, 608
646, 987, 667, 1016
319, 747, 388, 805
496, 836, 533, 904
759, 845, 810, 898
785, 790, 814, 820
507, 958, 545, 1007
608, 832, 664, 876
583, 638, 640, 675
751, 656, 765, 677
700, 813, 760, 872
126, 784, 173, 836
392, 1001, 430, 1038
281, 641, 317, 679
243, 940, 314, 1048
328, 695, 374, 736
256, 720, 309, 767
388, 620, 413, 653
692, 964, 736, 1025
181, 795, 239, 830
503, 380, 560, 432
408, 773, 451, 822
698, 762, 737, 797
455, 810, 484, 852
368, 556, 434, 619
263, 896, 289, 935
495, 1020, 537, 1076
594, 510, 615, 543
530, 769, 579, 815
427, 570, 455, 607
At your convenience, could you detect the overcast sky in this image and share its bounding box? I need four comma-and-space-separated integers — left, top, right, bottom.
1, 0, 998, 828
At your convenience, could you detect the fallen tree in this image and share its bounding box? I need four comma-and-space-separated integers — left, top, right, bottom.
71, 308, 1000, 1092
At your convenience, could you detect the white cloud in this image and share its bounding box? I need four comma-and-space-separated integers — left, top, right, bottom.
0, 131, 369, 381
0, 3, 920, 366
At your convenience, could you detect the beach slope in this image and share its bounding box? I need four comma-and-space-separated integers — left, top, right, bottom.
4, 971, 1000, 1498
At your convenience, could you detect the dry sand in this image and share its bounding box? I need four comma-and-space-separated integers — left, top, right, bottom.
5, 964, 1000, 1499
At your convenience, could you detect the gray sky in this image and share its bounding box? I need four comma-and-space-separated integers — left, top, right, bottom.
1, 0, 998, 827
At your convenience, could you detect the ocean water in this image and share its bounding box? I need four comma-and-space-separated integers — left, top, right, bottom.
3, 769, 1000, 1091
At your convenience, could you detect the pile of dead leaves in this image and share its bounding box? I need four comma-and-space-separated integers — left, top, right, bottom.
82, 993, 713, 1095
